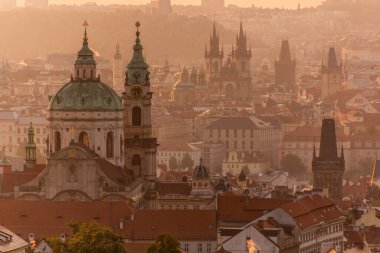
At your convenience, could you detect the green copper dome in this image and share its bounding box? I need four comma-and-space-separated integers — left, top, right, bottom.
48, 81, 123, 111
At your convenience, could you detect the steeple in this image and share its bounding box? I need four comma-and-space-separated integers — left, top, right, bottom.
234, 21, 251, 59
25, 118, 37, 169
328, 47, 339, 68
126, 21, 149, 86
205, 20, 223, 59
114, 44, 122, 60
75, 21, 97, 81
279, 40, 292, 62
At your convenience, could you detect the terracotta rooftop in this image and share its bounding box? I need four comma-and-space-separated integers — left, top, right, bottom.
217, 192, 292, 223
280, 194, 343, 230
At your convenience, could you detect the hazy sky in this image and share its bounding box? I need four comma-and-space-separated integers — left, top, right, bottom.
24, 0, 324, 9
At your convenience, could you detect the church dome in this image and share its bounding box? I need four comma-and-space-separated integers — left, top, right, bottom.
192, 158, 210, 180
48, 22, 123, 112
48, 81, 123, 111
173, 67, 195, 89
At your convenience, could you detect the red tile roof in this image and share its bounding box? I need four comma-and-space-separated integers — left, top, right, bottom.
280, 194, 343, 229
217, 192, 292, 223
0, 200, 134, 240
0, 165, 45, 193
127, 210, 217, 241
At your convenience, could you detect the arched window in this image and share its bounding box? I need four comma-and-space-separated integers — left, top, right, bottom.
90, 69, 93, 79
132, 154, 142, 176
79, 132, 89, 146
106, 132, 114, 158
55, 131, 61, 152
77, 69, 79, 79
83, 69, 87, 79
132, 107, 142, 126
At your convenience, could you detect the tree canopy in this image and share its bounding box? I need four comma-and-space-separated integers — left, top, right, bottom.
146, 233, 182, 253
47, 221, 126, 253
280, 154, 307, 177
180, 153, 194, 170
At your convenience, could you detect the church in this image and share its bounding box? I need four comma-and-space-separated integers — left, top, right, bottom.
205, 21, 252, 100
8, 21, 158, 203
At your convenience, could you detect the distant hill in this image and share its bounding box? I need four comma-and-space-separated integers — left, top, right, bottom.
0, 8, 242, 65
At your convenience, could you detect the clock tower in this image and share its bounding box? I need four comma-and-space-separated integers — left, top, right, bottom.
123, 22, 157, 194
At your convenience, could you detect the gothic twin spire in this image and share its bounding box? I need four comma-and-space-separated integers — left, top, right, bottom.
206, 20, 251, 59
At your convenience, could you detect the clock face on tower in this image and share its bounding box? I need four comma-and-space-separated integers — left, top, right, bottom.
130, 86, 143, 98
133, 71, 141, 81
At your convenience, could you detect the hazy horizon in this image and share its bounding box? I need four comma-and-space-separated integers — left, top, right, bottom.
20, 0, 324, 9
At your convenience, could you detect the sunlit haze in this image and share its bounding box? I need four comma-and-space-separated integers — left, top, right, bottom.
20, 0, 324, 8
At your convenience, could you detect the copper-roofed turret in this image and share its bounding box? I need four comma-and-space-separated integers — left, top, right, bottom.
126, 21, 150, 86
74, 21, 97, 81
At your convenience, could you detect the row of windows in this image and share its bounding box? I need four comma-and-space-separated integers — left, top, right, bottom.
16, 127, 47, 135
208, 129, 272, 138
183, 243, 212, 253
160, 205, 200, 210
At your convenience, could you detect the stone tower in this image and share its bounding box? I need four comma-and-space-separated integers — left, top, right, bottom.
232, 22, 251, 79
321, 47, 343, 98
275, 40, 296, 91
312, 118, 344, 200
205, 21, 224, 81
25, 119, 37, 169
123, 21, 157, 193
113, 44, 123, 89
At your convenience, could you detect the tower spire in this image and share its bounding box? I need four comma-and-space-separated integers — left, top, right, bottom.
126, 21, 149, 85
75, 20, 96, 81
25, 117, 37, 169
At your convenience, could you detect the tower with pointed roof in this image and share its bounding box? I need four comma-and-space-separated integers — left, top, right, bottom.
232, 21, 252, 78
204, 21, 252, 100
275, 40, 296, 91
321, 47, 343, 98
123, 21, 157, 193
205, 21, 224, 81
113, 44, 124, 90
312, 118, 345, 200
25, 120, 37, 169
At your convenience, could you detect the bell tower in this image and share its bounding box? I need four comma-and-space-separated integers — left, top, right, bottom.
123, 21, 157, 193
321, 47, 343, 98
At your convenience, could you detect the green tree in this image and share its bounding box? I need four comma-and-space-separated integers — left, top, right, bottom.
169, 156, 178, 170
180, 153, 194, 170
46, 236, 69, 253
67, 221, 126, 253
146, 233, 181, 253
280, 154, 307, 177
